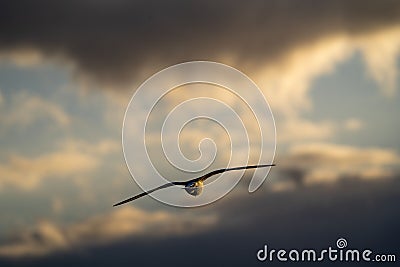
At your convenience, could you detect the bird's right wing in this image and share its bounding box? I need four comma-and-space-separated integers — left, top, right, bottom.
198, 164, 275, 182
113, 181, 185, 207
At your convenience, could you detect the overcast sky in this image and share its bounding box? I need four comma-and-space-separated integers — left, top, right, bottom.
0, 1, 399, 266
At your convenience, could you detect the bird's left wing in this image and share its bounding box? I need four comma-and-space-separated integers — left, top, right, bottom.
113, 181, 185, 207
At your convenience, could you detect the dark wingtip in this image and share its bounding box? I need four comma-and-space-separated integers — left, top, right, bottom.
112, 201, 124, 207
113, 191, 150, 207
113, 197, 135, 207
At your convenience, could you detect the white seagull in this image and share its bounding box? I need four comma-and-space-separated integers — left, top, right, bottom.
113, 164, 275, 206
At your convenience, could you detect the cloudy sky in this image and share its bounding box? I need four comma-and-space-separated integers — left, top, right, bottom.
0, 0, 399, 266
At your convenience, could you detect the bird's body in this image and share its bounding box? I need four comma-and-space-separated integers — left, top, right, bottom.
113, 164, 275, 206
184, 180, 204, 196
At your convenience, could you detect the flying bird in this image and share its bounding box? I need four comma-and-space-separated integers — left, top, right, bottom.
113, 164, 275, 206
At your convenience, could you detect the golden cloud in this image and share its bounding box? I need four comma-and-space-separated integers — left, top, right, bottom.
0, 91, 70, 128
0, 150, 98, 190
0, 206, 217, 258
260, 26, 400, 116
344, 118, 363, 131
0, 139, 119, 191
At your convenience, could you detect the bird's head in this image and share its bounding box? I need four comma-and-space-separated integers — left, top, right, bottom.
184, 180, 204, 196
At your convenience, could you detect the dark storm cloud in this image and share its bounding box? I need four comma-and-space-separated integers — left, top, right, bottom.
1, 0, 400, 87
1, 176, 399, 266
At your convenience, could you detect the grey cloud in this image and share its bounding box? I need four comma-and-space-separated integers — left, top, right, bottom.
1, 0, 400, 87
275, 143, 400, 184
1, 176, 399, 266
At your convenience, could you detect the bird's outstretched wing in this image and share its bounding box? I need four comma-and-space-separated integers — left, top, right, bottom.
113, 164, 275, 206
113, 181, 185, 207
197, 164, 275, 182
